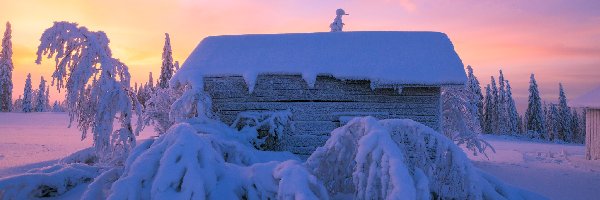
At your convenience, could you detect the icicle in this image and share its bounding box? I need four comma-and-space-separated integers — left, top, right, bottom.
395, 86, 403, 95
243, 73, 257, 93
302, 72, 317, 88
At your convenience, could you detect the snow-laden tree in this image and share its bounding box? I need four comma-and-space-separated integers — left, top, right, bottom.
545, 104, 559, 141
44, 86, 50, 111
489, 76, 499, 134
466, 65, 484, 131
557, 83, 572, 142
505, 80, 519, 135
34, 76, 47, 112
525, 74, 545, 138
572, 109, 583, 144
148, 71, 154, 89
12, 95, 22, 112
143, 87, 183, 134
497, 70, 509, 134
483, 84, 494, 134
0, 22, 13, 112
174, 61, 180, 71
52, 100, 62, 112
22, 73, 33, 113
329, 8, 348, 32
441, 86, 491, 156
35, 21, 142, 164
158, 33, 174, 89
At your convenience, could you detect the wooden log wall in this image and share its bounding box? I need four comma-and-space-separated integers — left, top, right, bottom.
205, 74, 442, 156
586, 109, 600, 160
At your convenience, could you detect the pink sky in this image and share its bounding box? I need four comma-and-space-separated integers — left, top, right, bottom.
0, 0, 598, 112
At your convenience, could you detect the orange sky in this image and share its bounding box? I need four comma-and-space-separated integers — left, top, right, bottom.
0, 0, 599, 112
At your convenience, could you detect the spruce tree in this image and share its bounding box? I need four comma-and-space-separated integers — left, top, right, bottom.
490, 76, 499, 134
557, 83, 572, 141
505, 80, 519, 135
0, 22, 13, 112
497, 70, 509, 134
548, 104, 559, 141
148, 72, 154, 89
158, 33, 174, 89
466, 65, 484, 131
572, 109, 582, 143
525, 74, 545, 138
483, 84, 494, 133
34, 76, 47, 112
22, 74, 33, 112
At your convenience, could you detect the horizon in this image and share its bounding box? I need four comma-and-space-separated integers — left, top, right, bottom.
0, 0, 599, 113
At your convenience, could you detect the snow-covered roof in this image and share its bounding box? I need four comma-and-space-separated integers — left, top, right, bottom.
173, 31, 467, 90
571, 86, 600, 109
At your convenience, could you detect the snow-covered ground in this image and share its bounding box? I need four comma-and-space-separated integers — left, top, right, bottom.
468, 134, 600, 200
1, 113, 599, 199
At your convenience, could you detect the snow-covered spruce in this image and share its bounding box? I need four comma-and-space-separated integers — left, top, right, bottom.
0, 22, 13, 112
525, 74, 545, 138
21, 73, 33, 113
306, 117, 537, 199
35, 21, 142, 164
34, 76, 47, 112
158, 33, 174, 89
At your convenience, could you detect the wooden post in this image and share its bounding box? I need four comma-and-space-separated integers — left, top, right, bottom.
586, 109, 600, 160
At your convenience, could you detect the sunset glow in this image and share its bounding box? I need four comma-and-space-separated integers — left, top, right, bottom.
1, 0, 598, 111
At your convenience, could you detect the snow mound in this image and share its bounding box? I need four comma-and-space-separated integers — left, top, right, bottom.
0, 163, 99, 199
107, 123, 327, 199
172, 31, 466, 90
307, 117, 542, 199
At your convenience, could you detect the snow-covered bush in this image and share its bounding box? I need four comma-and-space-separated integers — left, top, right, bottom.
106, 123, 326, 199
307, 116, 538, 199
35, 21, 142, 164
231, 110, 292, 150
442, 86, 493, 156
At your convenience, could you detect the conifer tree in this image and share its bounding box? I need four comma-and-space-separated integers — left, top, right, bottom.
0, 22, 13, 112
572, 109, 582, 143
525, 74, 545, 138
34, 76, 47, 112
148, 72, 154, 89
497, 70, 509, 134
547, 104, 559, 140
483, 84, 494, 133
505, 80, 519, 134
490, 76, 499, 134
466, 65, 484, 131
22, 74, 33, 112
158, 33, 174, 89
557, 83, 572, 141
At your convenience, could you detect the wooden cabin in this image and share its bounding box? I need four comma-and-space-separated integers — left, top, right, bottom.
572, 86, 600, 160
176, 31, 467, 156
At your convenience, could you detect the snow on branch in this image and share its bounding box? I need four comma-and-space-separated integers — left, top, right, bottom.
231, 110, 292, 150
34, 21, 142, 164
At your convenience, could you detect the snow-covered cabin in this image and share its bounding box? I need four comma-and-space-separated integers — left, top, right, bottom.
175, 31, 467, 155
572, 86, 600, 160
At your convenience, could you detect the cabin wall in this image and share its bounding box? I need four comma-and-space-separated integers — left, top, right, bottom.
586, 109, 600, 160
205, 74, 441, 155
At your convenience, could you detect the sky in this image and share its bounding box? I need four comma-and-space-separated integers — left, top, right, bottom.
0, 0, 599, 113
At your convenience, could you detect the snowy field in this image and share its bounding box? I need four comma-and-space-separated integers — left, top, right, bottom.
468, 135, 600, 200
1, 113, 599, 199
0, 113, 157, 177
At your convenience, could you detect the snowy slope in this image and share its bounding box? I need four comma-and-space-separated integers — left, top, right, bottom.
174, 31, 467, 89
468, 134, 600, 200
